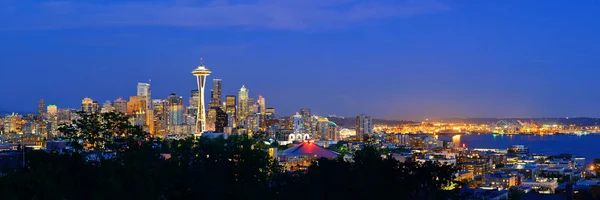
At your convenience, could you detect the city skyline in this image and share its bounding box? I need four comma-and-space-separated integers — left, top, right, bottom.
1, 0, 599, 119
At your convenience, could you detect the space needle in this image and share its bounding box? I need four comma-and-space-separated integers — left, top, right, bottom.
192, 58, 211, 134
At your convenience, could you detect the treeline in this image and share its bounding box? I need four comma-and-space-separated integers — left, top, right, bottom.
0, 112, 458, 200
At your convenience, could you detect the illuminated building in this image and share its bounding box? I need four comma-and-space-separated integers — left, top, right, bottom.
152, 99, 167, 135
288, 112, 310, 141
278, 141, 339, 171
327, 121, 340, 140
46, 105, 57, 117
113, 98, 128, 113
81, 97, 94, 113
484, 172, 518, 190
137, 82, 151, 109
258, 95, 266, 129
191, 58, 211, 133
237, 85, 249, 125
189, 90, 199, 109
101, 100, 113, 113
92, 101, 100, 113
166, 93, 184, 128
128, 96, 147, 126
300, 108, 311, 134
209, 79, 222, 108
355, 114, 372, 142
38, 99, 45, 119
316, 117, 329, 140
206, 108, 217, 131
225, 95, 236, 127
214, 107, 228, 132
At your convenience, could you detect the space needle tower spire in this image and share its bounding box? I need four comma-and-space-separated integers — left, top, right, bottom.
192, 58, 211, 134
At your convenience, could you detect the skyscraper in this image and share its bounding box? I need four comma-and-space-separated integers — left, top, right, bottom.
189, 90, 199, 109
225, 95, 237, 127
210, 79, 222, 108
258, 95, 266, 129
47, 104, 58, 117
237, 85, 249, 124
92, 101, 100, 113
81, 97, 94, 113
356, 114, 373, 142
101, 100, 113, 113
214, 107, 228, 133
137, 82, 151, 109
300, 108, 311, 134
191, 59, 211, 133
128, 96, 147, 126
38, 99, 45, 119
166, 93, 184, 127
113, 98, 128, 113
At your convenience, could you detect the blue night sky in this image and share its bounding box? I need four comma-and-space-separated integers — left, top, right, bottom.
0, 0, 599, 120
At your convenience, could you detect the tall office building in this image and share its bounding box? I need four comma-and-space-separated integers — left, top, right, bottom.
47, 105, 58, 117
152, 99, 167, 135
356, 114, 373, 142
113, 98, 128, 113
206, 108, 217, 131
191, 59, 211, 133
46, 104, 58, 137
292, 113, 304, 135
258, 95, 266, 129
316, 117, 329, 140
101, 100, 113, 113
209, 79, 222, 108
38, 99, 45, 119
137, 82, 151, 109
237, 85, 249, 124
128, 96, 147, 126
189, 90, 199, 109
81, 97, 94, 113
214, 107, 228, 132
300, 108, 311, 134
225, 95, 237, 127
92, 101, 100, 113
166, 93, 184, 127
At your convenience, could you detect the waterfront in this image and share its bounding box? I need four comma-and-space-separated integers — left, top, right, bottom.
441, 134, 600, 164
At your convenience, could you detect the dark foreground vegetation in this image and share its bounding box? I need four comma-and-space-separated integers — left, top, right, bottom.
0, 112, 457, 199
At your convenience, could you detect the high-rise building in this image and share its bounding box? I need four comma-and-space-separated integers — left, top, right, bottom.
237, 85, 249, 124
356, 114, 373, 142
209, 79, 222, 108
292, 113, 304, 134
316, 117, 329, 140
81, 97, 94, 113
300, 108, 311, 134
101, 100, 113, 113
47, 104, 58, 117
152, 99, 167, 135
38, 99, 45, 119
113, 98, 128, 113
206, 108, 217, 131
225, 95, 236, 127
214, 107, 228, 132
189, 90, 199, 109
128, 96, 147, 126
166, 93, 184, 127
92, 101, 100, 113
191, 59, 211, 133
137, 82, 151, 109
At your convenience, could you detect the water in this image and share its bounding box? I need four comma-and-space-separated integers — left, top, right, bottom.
439, 134, 600, 164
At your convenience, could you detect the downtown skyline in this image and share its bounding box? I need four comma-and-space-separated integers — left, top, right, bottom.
1, 0, 599, 119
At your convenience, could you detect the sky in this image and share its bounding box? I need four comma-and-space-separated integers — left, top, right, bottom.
0, 0, 599, 120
